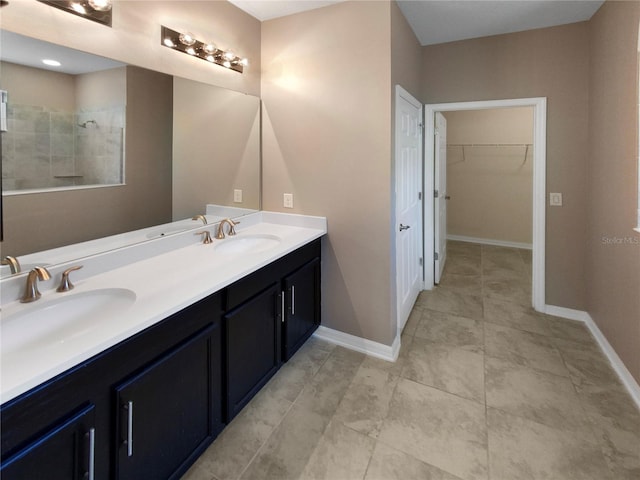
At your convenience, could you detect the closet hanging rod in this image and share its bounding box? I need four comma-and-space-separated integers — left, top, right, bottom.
447, 143, 532, 164
447, 143, 532, 147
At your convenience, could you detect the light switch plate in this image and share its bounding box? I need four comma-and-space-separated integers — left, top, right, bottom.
283, 193, 294, 209
233, 189, 243, 203
550, 192, 563, 206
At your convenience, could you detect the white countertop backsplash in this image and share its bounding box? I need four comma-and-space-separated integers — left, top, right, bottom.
0, 211, 326, 404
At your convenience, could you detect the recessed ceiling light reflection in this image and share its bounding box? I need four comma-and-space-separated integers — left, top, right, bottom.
42, 59, 62, 67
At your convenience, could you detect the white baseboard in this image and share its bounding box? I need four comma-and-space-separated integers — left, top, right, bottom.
447, 234, 533, 250
545, 304, 640, 410
313, 326, 400, 362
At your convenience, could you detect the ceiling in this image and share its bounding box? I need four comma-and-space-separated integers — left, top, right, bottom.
0, 30, 124, 74
229, 0, 605, 46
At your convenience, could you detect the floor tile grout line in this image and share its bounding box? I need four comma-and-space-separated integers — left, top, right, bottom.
234, 344, 337, 480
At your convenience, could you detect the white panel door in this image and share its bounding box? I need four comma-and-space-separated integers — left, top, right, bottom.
434, 112, 447, 283
395, 87, 423, 332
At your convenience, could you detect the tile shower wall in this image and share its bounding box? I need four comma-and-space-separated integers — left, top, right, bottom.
2, 104, 124, 190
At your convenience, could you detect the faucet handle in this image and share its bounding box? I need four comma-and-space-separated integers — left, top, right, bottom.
196, 231, 213, 244
57, 265, 83, 292
228, 220, 240, 236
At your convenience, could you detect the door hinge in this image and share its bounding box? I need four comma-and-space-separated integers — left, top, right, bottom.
434, 252, 439, 261
418, 192, 422, 200
434, 190, 438, 198
419, 257, 423, 266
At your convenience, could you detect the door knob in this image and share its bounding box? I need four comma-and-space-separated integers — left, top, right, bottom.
445, 195, 451, 200
399, 224, 411, 231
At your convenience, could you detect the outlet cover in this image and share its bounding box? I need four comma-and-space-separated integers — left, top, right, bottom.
550, 193, 563, 206
233, 189, 243, 203
283, 193, 294, 208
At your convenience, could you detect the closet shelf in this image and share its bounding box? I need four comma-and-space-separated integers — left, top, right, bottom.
447, 143, 532, 164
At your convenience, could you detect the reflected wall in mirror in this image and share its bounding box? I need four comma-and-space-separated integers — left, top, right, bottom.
173, 77, 260, 219
0, 30, 261, 272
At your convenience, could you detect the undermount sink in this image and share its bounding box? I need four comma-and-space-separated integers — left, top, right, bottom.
1, 288, 137, 355
214, 234, 282, 254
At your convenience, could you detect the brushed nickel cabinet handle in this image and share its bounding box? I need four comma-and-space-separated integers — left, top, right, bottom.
125, 401, 134, 457
88, 428, 95, 480
291, 285, 295, 316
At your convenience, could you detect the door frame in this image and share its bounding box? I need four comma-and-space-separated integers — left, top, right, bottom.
423, 97, 547, 312
394, 85, 423, 333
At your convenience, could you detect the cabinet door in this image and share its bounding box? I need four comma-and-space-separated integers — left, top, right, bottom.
283, 257, 321, 361
225, 283, 281, 420
115, 324, 219, 480
1, 404, 96, 480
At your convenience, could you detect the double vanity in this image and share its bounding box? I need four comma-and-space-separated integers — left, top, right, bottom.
0, 211, 326, 479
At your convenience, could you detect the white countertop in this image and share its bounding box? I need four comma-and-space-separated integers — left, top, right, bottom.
0, 212, 326, 404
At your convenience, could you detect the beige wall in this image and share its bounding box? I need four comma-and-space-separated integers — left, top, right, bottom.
422, 22, 590, 310
262, 1, 397, 345
75, 67, 126, 109
1, 67, 173, 255
444, 108, 533, 245
0, 61, 76, 110
586, 0, 640, 383
172, 77, 261, 219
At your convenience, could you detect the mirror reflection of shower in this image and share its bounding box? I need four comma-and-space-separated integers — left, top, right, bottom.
78, 119, 98, 128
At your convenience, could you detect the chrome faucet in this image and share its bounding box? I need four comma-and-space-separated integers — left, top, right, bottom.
215, 218, 238, 239
21, 266, 51, 303
192, 215, 208, 225
1, 256, 21, 274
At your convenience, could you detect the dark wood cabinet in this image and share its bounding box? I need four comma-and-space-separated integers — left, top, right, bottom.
283, 257, 321, 361
1, 237, 322, 478
224, 284, 282, 420
1, 404, 96, 480
115, 324, 219, 480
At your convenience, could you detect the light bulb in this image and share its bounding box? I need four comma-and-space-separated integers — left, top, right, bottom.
239, 58, 249, 67
163, 38, 176, 48
88, 0, 112, 11
203, 43, 217, 54
179, 32, 196, 46
206, 55, 215, 62
223, 60, 231, 68
71, 2, 86, 14
186, 46, 196, 56
223, 50, 235, 60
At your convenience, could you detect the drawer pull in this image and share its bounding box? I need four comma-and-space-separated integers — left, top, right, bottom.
291, 285, 295, 316
126, 401, 134, 457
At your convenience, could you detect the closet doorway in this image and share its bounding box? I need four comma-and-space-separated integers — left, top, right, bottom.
423, 98, 547, 312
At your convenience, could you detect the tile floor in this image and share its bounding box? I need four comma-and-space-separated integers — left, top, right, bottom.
184, 241, 640, 480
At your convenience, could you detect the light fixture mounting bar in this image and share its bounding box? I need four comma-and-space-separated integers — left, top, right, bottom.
160, 26, 244, 74
37, 0, 112, 27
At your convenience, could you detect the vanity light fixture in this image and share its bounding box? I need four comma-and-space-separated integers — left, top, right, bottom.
161, 26, 247, 74
42, 59, 62, 67
37, 0, 113, 27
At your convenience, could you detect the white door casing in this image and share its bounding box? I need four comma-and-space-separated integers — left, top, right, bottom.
395, 86, 423, 332
434, 112, 447, 284
423, 97, 547, 312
